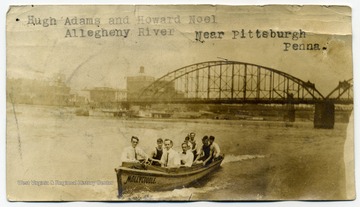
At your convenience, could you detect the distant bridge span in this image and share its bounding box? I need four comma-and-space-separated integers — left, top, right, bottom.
128, 60, 353, 128
137, 60, 337, 104
326, 78, 353, 102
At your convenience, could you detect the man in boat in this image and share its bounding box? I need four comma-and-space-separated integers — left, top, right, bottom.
149, 138, 163, 166
194, 136, 213, 166
189, 132, 198, 160
160, 139, 180, 168
184, 135, 193, 151
120, 136, 148, 166
179, 142, 194, 167
209, 135, 222, 161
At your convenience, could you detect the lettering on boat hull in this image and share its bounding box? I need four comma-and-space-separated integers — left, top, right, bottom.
124, 175, 156, 184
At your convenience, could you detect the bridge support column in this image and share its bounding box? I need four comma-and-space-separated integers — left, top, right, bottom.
314, 101, 335, 129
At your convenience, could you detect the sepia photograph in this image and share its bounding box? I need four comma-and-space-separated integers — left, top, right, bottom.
5, 4, 355, 202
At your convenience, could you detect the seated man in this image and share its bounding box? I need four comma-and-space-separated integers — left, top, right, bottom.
179, 142, 194, 167
160, 139, 180, 168
209, 135, 222, 160
184, 135, 193, 151
121, 136, 148, 166
149, 138, 164, 166
194, 136, 213, 166
189, 132, 198, 160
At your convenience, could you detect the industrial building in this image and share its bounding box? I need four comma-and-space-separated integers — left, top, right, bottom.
126, 66, 155, 100
87, 87, 127, 103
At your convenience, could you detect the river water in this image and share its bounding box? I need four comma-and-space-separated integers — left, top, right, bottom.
6, 104, 351, 201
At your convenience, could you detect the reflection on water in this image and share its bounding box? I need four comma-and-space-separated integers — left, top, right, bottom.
7, 104, 349, 200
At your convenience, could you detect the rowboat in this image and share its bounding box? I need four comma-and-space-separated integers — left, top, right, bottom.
114, 156, 224, 197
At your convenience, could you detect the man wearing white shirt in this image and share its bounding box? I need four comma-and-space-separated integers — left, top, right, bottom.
160, 139, 180, 168
121, 136, 148, 166
209, 135, 221, 159
179, 142, 194, 167
189, 132, 198, 160
184, 135, 193, 152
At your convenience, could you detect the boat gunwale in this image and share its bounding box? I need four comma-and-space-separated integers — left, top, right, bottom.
116, 158, 223, 177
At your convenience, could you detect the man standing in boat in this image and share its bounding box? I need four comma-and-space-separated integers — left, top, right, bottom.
194, 136, 213, 166
179, 142, 194, 167
149, 138, 163, 166
160, 139, 180, 168
121, 136, 148, 165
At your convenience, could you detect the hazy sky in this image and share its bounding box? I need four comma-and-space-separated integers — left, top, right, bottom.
7, 5, 352, 95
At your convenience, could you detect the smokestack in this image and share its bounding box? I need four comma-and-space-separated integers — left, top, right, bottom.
139, 66, 145, 74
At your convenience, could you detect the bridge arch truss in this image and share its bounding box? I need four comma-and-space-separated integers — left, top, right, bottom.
326, 78, 353, 103
139, 61, 324, 104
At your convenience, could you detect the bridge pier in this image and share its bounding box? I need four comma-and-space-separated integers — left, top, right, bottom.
314, 101, 335, 129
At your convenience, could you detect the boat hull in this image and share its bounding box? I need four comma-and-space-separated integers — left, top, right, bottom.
115, 157, 223, 197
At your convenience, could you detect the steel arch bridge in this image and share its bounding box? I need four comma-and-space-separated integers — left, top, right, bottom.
137, 61, 351, 104
325, 78, 353, 103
